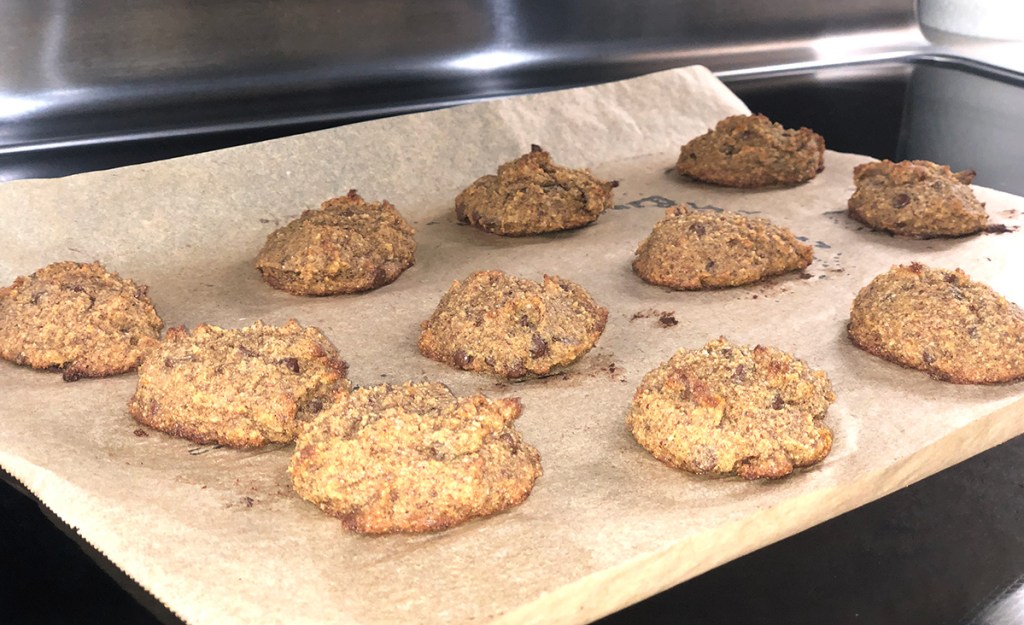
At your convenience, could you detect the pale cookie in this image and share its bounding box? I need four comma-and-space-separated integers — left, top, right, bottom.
849, 262, 1024, 383
129, 320, 348, 446
0, 261, 163, 381
289, 381, 542, 534
628, 337, 835, 480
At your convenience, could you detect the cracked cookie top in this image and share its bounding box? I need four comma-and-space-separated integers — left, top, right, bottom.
676, 114, 825, 187
455, 145, 617, 236
849, 263, 1024, 383
0, 261, 163, 380
628, 337, 835, 480
256, 190, 416, 296
289, 381, 542, 534
632, 205, 813, 289
847, 159, 988, 238
129, 319, 348, 446
418, 270, 607, 379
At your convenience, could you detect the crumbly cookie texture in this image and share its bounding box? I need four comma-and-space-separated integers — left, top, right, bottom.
256, 190, 416, 295
129, 320, 349, 447
0, 261, 163, 381
289, 381, 542, 534
418, 270, 608, 378
455, 144, 618, 236
632, 205, 813, 289
628, 337, 835, 480
676, 114, 825, 187
848, 263, 1024, 384
847, 159, 988, 237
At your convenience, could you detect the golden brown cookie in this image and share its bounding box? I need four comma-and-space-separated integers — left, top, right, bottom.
848, 263, 1024, 383
289, 381, 542, 534
129, 320, 348, 447
676, 114, 825, 187
419, 270, 607, 378
632, 205, 813, 289
455, 144, 617, 236
256, 190, 416, 295
847, 160, 988, 237
0, 261, 163, 381
628, 337, 835, 480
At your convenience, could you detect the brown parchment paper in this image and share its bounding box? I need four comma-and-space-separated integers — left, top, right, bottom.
2, 66, 1024, 625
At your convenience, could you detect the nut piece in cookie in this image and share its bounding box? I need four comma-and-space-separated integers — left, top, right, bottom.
289, 381, 542, 534
676, 114, 825, 187
455, 144, 618, 236
848, 262, 1024, 383
256, 190, 416, 295
633, 205, 813, 289
847, 159, 988, 237
129, 320, 349, 447
628, 337, 835, 480
0, 261, 163, 381
419, 270, 608, 378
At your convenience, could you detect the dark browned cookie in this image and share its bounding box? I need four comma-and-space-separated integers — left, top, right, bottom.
628, 337, 835, 480
676, 114, 825, 187
289, 381, 542, 534
419, 270, 607, 378
632, 205, 813, 289
0, 261, 163, 381
256, 190, 416, 295
455, 144, 617, 236
847, 159, 988, 237
848, 263, 1024, 383
129, 320, 349, 447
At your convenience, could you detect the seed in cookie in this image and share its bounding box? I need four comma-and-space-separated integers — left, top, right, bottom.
256, 190, 416, 296
0, 261, 163, 381
289, 381, 542, 534
632, 205, 813, 289
455, 144, 618, 236
628, 337, 835, 480
418, 270, 608, 378
129, 320, 349, 447
847, 159, 988, 237
675, 114, 825, 187
848, 262, 1024, 383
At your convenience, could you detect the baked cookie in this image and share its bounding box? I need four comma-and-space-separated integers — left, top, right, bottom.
0, 261, 163, 381
676, 114, 825, 187
129, 320, 348, 446
632, 205, 813, 289
455, 144, 617, 236
848, 263, 1024, 383
847, 159, 988, 237
256, 190, 416, 295
419, 270, 608, 378
289, 381, 542, 534
628, 337, 835, 480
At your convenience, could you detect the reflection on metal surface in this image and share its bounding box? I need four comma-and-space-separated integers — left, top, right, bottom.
0, 0, 921, 154
969, 576, 1024, 625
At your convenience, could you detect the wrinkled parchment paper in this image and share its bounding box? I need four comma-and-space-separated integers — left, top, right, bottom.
2, 66, 1024, 625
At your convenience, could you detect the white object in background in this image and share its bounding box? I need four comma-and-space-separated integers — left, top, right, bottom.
919, 0, 1024, 40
